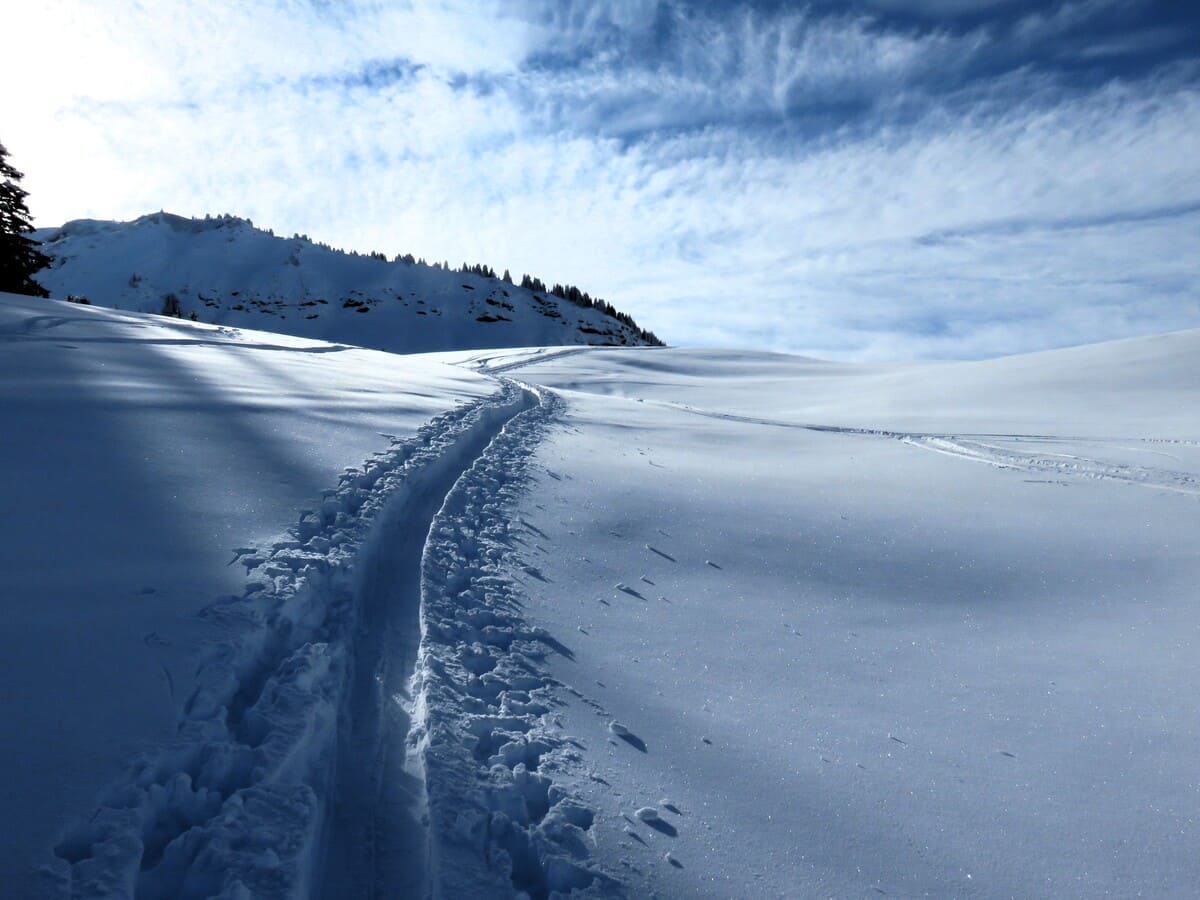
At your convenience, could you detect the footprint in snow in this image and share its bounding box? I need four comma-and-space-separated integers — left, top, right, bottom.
635, 807, 678, 837
610, 720, 648, 753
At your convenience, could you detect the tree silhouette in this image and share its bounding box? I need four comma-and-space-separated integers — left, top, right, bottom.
0, 142, 50, 297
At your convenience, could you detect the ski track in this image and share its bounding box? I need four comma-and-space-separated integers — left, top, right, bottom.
50, 377, 616, 899
469, 345, 597, 375
416, 385, 622, 900
659, 401, 1200, 496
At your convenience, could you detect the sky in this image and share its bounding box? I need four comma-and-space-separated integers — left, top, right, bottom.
4, 0, 1200, 359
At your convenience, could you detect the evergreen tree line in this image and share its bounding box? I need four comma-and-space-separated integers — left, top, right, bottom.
0, 142, 49, 297
298, 230, 661, 343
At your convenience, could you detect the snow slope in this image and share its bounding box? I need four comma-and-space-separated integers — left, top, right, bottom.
462, 338, 1200, 898
0, 294, 497, 896
4, 289, 1198, 898
31, 213, 661, 354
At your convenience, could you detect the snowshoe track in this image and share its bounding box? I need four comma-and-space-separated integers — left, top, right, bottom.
414, 385, 621, 900
50, 379, 610, 899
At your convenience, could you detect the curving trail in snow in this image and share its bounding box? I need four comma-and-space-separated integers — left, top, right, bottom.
653, 400, 1200, 495
50, 372, 616, 899
415, 384, 621, 899
317, 382, 537, 899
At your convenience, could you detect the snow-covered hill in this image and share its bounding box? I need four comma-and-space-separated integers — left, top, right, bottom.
31, 212, 663, 353
483, 339, 1200, 897
4, 292, 1198, 898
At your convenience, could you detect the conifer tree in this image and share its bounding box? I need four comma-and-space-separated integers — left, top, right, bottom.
0, 142, 50, 297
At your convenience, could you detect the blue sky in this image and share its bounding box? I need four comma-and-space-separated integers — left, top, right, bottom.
4, 0, 1199, 359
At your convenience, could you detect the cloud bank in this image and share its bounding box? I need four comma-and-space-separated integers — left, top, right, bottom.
4, 0, 1199, 359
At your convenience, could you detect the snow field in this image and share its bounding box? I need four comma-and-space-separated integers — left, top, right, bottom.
7, 294, 1200, 898
496, 344, 1200, 898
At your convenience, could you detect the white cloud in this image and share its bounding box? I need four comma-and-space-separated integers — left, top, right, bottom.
3, 1, 1199, 360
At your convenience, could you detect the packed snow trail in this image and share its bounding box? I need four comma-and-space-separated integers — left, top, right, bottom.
51, 380, 563, 898
317, 383, 536, 899
414, 384, 620, 899
656, 400, 1200, 495
50, 368, 620, 899
466, 346, 599, 375
321, 379, 618, 898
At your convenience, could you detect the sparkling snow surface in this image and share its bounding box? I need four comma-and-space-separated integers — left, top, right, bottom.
493, 341, 1200, 898
4, 292, 1198, 897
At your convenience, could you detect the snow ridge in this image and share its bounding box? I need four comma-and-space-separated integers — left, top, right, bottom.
415, 386, 621, 899
33, 213, 663, 353
50, 383, 535, 899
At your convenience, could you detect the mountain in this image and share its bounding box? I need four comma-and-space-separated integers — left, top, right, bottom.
31, 212, 663, 352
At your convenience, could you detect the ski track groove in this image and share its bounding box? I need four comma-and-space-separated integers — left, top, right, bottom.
470, 345, 607, 375
49, 377, 615, 899
416, 384, 622, 900
658, 401, 1200, 496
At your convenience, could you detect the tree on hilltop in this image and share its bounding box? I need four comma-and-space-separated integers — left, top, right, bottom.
0, 142, 50, 297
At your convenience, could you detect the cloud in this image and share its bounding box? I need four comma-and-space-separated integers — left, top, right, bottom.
3, 0, 1199, 360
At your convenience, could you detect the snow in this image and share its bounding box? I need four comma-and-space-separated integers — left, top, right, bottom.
31, 213, 658, 353
3, 290, 1198, 898
478, 339, 1200, 897
0, 294, 494, 897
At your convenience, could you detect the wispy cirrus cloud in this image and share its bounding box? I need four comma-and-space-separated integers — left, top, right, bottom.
3, 0, 1199, 359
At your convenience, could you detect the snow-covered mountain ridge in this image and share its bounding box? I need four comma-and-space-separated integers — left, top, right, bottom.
32, 212, 663, 354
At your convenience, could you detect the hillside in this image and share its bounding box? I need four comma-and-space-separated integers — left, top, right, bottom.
3, 293, 1197, 898
31, 212, 663, 353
